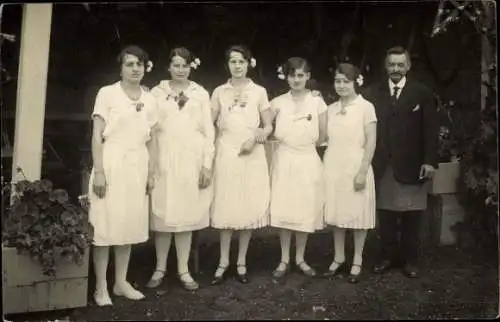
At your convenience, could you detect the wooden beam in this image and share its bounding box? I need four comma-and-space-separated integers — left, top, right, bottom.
11, 4, 53, 182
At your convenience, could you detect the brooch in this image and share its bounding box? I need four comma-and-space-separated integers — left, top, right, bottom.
294, 113, 312, 122
135, 102, 144, 112
167, 92, 190, 110
336, 107, 347, 115
231, 92, 248, 110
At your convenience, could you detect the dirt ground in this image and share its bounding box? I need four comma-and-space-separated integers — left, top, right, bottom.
4, 228, 499, 321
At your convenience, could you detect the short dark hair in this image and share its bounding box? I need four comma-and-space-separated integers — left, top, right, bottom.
282, 57, 311, 76
225, 44, 253, 65
335, 62, 362, 93
169, 47, 195, 64
117, 45, 149, 65
385, 46, 411, 64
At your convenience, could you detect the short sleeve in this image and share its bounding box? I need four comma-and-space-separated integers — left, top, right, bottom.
91, 88, 109, 122
270, 97, 280, 115
150, 86, 163, 99
316, 97, 328, 114
258, 87, 271, 112
363, 101, 377, 125
210, 87, 222, 115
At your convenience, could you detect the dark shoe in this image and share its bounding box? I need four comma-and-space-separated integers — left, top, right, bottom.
402, 263, 419, 278
211, 264, 229, 286
145, 269, 166, 289
178, 272, 199, 291
272, 261, 290, 279
321, 260, 346, 278
236, 264, 249, 284
373, 259, 392, 274
347, 264, 362, 284
296, 261, 317, 277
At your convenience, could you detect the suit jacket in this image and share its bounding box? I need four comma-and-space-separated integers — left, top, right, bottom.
364, 77, 439, 184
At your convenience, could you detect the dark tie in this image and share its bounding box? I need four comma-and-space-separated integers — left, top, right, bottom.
391, 86, 400, 104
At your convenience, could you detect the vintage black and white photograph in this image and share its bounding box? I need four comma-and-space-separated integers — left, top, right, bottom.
1, 1, 498, 320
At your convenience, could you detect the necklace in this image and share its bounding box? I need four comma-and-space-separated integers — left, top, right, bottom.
120, 82, 143, 111
337, 95, 357, 115
169, 80, 190, 94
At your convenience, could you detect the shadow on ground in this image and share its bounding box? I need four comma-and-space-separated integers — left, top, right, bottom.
5, 228, 499, 320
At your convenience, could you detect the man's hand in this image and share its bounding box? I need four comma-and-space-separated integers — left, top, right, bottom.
419, 164, 436, 180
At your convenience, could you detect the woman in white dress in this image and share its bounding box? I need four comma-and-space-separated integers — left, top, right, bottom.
146, 47, 214, 291
322, 63, 377, 284
89, 45, 159, 306
210, 45, 273, 285
269, 57, 327, 279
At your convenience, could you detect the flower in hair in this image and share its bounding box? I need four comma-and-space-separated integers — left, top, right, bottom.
277, 66, 286, 80
356, 74, 364, 86
190, 57, 201, 69
250, 57, 257, 68
146, 61, 153, 72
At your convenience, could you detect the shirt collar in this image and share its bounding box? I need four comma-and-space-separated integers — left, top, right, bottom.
221, 78, 255, 90
286, 90, 313, 100
159, 80, 199, 95
388, 76, 407, 90
337, 94, 362, 107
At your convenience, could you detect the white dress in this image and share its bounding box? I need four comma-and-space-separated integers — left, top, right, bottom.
89, 82, 158, 246
210, 80, 271, 229
150, 81, 214, 232
269, 92, 326, 232
324, 95, 377, 229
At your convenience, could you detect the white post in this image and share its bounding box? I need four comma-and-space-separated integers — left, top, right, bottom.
11, 3, 53, 182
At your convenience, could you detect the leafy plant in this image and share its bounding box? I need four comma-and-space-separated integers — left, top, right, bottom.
435, 96, 478, 163
458, 60, 498, 248
431, 1, 497, 250
1, 168, 92, 277
1, 164, 12, 228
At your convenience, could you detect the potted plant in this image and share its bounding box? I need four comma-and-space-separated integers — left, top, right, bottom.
431, 97, 470, 195
1, 167, 92, 314
426, 97, 474, 246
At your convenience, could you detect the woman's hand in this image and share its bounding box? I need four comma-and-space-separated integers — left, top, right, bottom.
239, 137, 256, 156
353, 171, 367, 191
254, 127, 271, 144
198, 167, 212, 189
146, 173, 155, 195
92, 171, 107, 198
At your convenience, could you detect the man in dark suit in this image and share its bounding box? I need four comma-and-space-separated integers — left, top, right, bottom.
365, 46, 439, 278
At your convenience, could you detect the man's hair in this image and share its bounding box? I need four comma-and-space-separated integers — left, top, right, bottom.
385, 46, 411, 65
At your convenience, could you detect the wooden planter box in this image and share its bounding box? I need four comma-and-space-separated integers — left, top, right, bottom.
2, 246, 90, 314
438, 194, 466, 245
420, 193, 466, 250
430, 161, 460, 195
